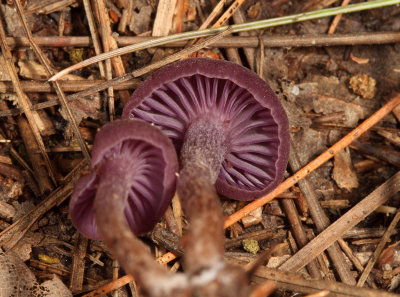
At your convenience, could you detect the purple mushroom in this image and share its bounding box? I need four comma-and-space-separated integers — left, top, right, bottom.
69, 119, 178, 240
69, 119, 189, 297
122, 58, 289, 201
122, 58, 289, 290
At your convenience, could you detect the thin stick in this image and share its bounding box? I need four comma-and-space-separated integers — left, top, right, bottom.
211, 0, 245, 28
49, 0, 400, 80
95, 0, 131, 106
82, 275, 133, 297
224, 93, 400, 229
82, 0, 105, 78
328, 0, 351, 34
0, 80, 139, 95
6, 32, 400, 49
356, 209, 400, 287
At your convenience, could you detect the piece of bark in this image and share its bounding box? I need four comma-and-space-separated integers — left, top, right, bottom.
69, 233, 88, 293
0, 175, 24, 200
17, 117, 53, 194
332, 147, 358, 191
351, 140, 400, 167
0, 201, 16, 220
313, 95, 365, 127
377, 129, 400, 148
152, 0, 177, 36
241, 207, 263, 228
95, 0, 131, 106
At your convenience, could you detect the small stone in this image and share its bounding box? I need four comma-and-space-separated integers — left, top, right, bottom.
242, 239, 260, 254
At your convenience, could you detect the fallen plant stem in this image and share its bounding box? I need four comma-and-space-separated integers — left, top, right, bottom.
0, 79, 139, 95
280, 198, 322, 279
49, 0, 400, 80
6, 32, 400, 49
0, 28, 230, 118
0, 80, 140, 117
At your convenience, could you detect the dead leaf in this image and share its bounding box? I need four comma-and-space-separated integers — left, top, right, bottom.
313, 95, 365, 127
58, 93, 104, 139
0, 251, 37, 297
129, 5, 152, 35
332, 147, 359, 191
18, 59, 85, 81
41, 275, 73, 297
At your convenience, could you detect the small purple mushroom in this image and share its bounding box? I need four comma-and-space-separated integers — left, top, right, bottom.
69, 119, 187, 297
122, 58, 289, 289
69, 119, 178, 240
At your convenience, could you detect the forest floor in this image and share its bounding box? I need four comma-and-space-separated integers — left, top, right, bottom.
0, 0, 400, 296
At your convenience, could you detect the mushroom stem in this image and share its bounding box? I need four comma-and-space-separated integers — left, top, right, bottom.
93, 159, 188, 297
177, 117, 228, 274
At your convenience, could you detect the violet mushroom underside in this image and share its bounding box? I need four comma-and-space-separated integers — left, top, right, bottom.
69, 119, 178, 239
123, 58, 289, 201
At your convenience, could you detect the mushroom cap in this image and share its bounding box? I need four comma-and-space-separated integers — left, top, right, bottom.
69, 119, 179, 240
122, 58, 289, 201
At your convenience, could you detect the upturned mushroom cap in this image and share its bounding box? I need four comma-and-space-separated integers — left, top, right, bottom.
69, 119, 179, 239
122, 58, 289, 200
